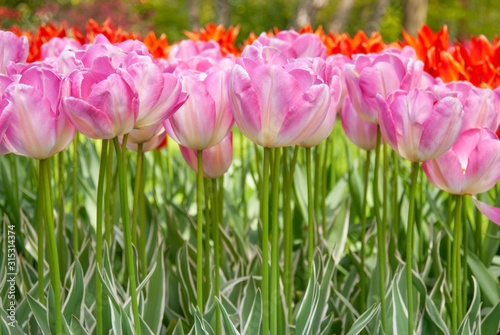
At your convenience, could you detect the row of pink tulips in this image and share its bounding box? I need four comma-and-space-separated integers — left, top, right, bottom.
2, 27, 500, 335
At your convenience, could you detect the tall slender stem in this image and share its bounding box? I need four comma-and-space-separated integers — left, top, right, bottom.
446, 196, 453, 288
407, 161, 419, 335
72, 133, 79, 252
95, 139, 109, 335
262, 148, 271, 334
57, 152, 66, 284
373, 127, 386, 332
139, 152, 147, 279
452, 194, 463, 334
392, 151, 399, 242
321, 138, 330, 236
306, 147, 314, 278
203, 179, 211, 306
196, 150, 204, 313
37, 161, 45, 304
270, 147, 281, 335
113, 136, 141, 335
105, 140, 114, 245
360, 150, 371, 312
40, 159, 62, 334
212, 178, 221, 335
131, 144, 143, 247
475, 193, 482, 255
282, 148, 292, 321
240, 131, 247, 224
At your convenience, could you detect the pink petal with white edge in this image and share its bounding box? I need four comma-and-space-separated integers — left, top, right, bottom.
473, 196, 500, 225
166, 75, 217, 150
229, 64, 263, 145
3, 85, 57, 159
419, 95, 463, 161
63, 97, 114, 139
422, 151, 464, 195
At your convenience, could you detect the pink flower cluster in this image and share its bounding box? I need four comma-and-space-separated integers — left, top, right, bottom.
1, 28, 500, 219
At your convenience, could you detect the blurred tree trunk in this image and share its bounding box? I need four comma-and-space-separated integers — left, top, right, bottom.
365, 0, 391, 34
187, 0, 200, 29
328, 0, 355, 32
403, 0, 428, 36
294, 0, 329, 28
216, 0, 230, 27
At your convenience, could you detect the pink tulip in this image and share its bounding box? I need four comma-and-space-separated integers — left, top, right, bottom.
297, 59, 342, 147
0, 31, 29, 74
126, 127, 167, 152
432, 80, 500, 133
340, 97, 379, 151
124, 54, 188, 129
1, 66, 75, 159
255, 30, 326, 59
41, 37, 82, 60
168, 40, 222, 60
376, 88, 464, 162
325, 54, 350, 108
179, 132, 233, 179
422, 128, 500, 224
164, 69, 234, 150
127, 123, 165, 145
229, 54, 330, 148
345, 51, 424, 124
63, 65, 139, 139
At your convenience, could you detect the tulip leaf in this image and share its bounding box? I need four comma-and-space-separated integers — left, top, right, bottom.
467, 252, 500, 305
346, 303, 381, 335
62, 258, 85, 322
26, 294, 51, 335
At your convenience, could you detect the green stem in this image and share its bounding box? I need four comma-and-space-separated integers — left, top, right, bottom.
306, 147, 314, 278
446, 196, 453, 288
139, 153, 147, 280
475, 193, 482, 255
96, 139, 109, 335
40, 159, 62, 334
262, 148, 271, 334
360, 150, 371, 313
270, 147, 281, 335
407, 161, 420, 335
392, 151, 399, 242
204, 178, 211, 306
72, 133, 79, 252
105, 139, 114, 246
113, 135, 141, 335
322, 138, 330, 236
212, 178, 221, 335
57, 153, 66, 284
283, 148, 292, 321
131, 143, 143, 247
313, 146, 321, 234
329, 132, 336, 190
37, 161, 45, 304
463, 198, 468, 318
196, 150, 204, 313
373, 127, 386, 332
452, 194, 463, 335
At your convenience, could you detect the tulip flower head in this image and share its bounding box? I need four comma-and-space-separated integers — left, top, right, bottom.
180, 132, 233, 179
376, 88, 464, 162
2, 66, 75, 159
229, 49, 330, 148
345, 51, 424, 124
126, 127, 167, 153
0, 31, 29, 74
423, 128, 500, 224
41, 37, 82, 60
432, 80, 500, 133
255, 30, 327, 59
63, 65, 139, 139
340, 96, 378, 151
164, 68, 234, 150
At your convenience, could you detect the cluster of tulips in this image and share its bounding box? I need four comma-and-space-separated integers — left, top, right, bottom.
2, 21, 500, 335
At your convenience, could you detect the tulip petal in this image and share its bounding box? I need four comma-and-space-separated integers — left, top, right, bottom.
472, 196, 500, 225
422, 151, 464, 195
3, 85, 57, 159
63, 97, 114, 139
462, 135, 500, 195
419, 96, 463, 161
229, 64, 262, 145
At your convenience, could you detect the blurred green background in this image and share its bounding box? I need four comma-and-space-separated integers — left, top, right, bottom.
1, 0, 499, 43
